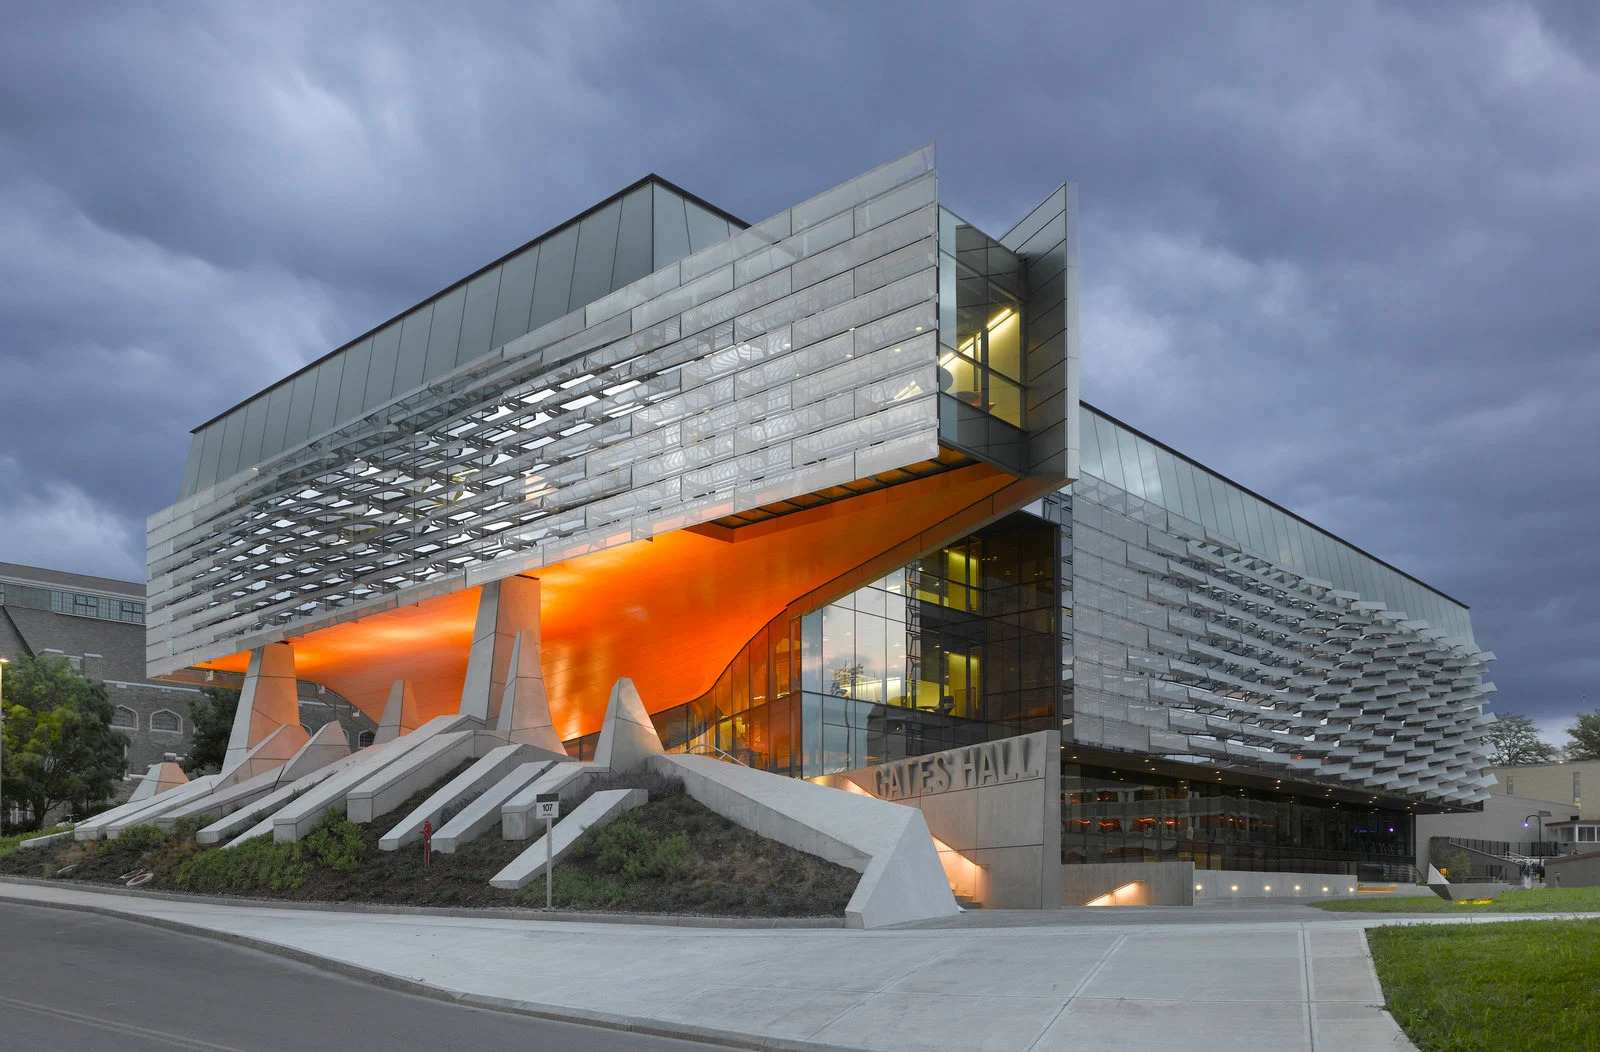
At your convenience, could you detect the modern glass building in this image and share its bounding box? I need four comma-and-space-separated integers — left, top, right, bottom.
146, 147, 1493, 892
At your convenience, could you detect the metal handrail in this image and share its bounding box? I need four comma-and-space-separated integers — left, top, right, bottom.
687, 744, 750, 767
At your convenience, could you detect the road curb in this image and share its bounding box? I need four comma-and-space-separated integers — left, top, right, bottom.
0, 883, 859, 1052
0, 873, 842, 928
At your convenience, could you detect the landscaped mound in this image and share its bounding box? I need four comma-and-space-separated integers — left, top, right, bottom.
0, 770, 858, 918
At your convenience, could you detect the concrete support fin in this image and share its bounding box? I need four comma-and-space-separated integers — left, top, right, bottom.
494, 630, 564, 752
375, 680, 420, 744
459, 575, 541, 724
127, 762, 189, 804
592, 677, 663, 773
217, 723, 310, 788
223, 642, 301, 774
278, 722, 352, 784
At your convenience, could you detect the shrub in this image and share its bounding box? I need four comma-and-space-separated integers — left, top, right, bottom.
544, 867, 628, 909
0, 824, 72, 857
173, 836, 310, 894
113, 824, 169, 854
303, 811, 366, 873
584, 814, 699, 882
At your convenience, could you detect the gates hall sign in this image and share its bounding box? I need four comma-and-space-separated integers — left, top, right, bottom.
868, 735, 1047, 801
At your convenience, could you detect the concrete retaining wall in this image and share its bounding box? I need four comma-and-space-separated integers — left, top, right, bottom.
824, 730, 1061, 910
1061, 862, 1196, 906
1194, 869, 1362, 901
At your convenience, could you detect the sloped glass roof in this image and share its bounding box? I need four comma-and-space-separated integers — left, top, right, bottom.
179, 177, 745, 498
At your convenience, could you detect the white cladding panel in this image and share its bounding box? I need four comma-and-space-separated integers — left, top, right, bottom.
146, 149, 943, 676
1058, 482, 1495, 806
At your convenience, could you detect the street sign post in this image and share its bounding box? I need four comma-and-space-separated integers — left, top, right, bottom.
534, 793, 560, 908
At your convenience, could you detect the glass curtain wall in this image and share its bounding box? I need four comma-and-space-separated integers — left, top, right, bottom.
565, 512, 1060, 778
1076, 404, 1475, 647
937, 208, 1026, 466
1062, 760, 1414, 876
182, 181, 741, 498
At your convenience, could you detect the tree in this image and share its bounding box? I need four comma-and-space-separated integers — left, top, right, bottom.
183, 687, 240, 775
1483, 713, 1560, 766
1565, 710, 1600, 761
1, 653, 127, 831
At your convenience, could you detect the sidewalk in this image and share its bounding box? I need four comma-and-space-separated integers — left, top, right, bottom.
0, 879, 1442, 1051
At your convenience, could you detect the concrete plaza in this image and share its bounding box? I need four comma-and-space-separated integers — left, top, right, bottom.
5, 878, 1557, 1051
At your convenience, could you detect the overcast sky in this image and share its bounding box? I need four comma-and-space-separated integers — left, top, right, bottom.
1, 2, 1595, 740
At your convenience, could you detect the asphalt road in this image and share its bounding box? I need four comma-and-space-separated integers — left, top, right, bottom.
0, 901, 718, 1051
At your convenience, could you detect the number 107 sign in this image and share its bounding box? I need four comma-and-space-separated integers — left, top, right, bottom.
534, 793, 560, 821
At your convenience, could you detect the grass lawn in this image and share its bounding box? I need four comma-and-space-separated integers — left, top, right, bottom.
1310, 886, 1600, 913
0, 825, 72, 856
1368, 919, 1600, 1051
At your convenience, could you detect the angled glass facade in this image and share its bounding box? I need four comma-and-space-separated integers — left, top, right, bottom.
1079, 405, 1474, 647
936, 209, 1028, 469
565, 511, 1058, 778
178, 179, 743, 498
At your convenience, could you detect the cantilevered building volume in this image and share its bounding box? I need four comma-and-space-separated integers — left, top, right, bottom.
142, 147, 1496, 910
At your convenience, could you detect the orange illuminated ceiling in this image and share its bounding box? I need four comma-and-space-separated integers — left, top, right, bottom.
201, 462, 1021, 741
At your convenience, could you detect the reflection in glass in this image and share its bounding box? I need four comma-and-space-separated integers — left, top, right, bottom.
615, 514, 1058, 777
937, 208, 1025, 438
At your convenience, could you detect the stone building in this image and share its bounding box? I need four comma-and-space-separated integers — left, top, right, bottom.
1, 561, 197, 783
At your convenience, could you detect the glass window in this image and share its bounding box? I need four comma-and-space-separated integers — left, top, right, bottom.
1242, 495, 1267, 554
491, 246, 539, 351
989, 374, 1023, 428
939, 350, 981, 403
111, 706, 137, 729
334, 336, 373, 424
195, 422, 222, 491
939, 252, 957, 348
215, 407, 246, 483
569, 199, 623, 312
283, 368, 318, 453
612, 186, 654, 289
308, 354, 344, 437
1155, 450, 1182, 519
150, 710, 181, 733
1314, 530, 1337, 585
179, 434, 203, 497
987, 308, 1022, 381
424, 285, 465, 380
1115, 426, 1144, 500
685, 201, 730, 253
1176, 460, 1202, 525
259, 383, 292, 460
237, 396, 268, 471
394, 304, 434, 394
1225, 486, 1250, 548
1192, 465, 1218, 532
1135, 438, 1163, 507
652, 184, 691, 270
529, 224, 579, 332
1208, 475, 1235, 538
1333, 542, 1357, 596
1078, 409, 1103, 480
1093, 415, 1125, 489
361, 321, 402, 411
456, 268, 502, 366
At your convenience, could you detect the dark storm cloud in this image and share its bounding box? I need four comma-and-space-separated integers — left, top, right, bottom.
1, 1, 1595, 737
